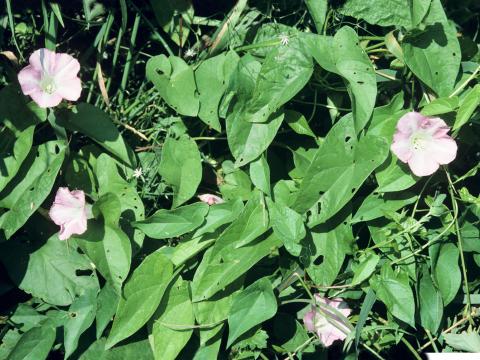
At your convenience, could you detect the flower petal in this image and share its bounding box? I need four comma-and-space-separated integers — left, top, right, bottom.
53, 53, 80, 80
408, 151, 440, 176
303, 308, 316, 333
29, 48, 57, 74
55, 77, 82, 101
198, 194, 224, 205
58, 216, 88, 240
425, 137, 457, 165
17, 65, 42, 96
396, 112, 423, 135
29, 90, 63, 108
49, 187, 88, 240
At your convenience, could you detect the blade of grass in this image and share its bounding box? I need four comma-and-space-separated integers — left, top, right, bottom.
117, 12, 140, 105
5, 0, 23, 60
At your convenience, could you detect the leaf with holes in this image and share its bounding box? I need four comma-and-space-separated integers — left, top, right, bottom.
291, 114, 389, 223
146, 55, 199, 116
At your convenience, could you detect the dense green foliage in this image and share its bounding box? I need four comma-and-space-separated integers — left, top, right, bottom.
1, 0, 480, 359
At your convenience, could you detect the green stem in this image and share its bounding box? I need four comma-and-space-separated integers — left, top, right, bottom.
445, 168, 472, 321
401, 337, 422, 360
449, 64, 480, 98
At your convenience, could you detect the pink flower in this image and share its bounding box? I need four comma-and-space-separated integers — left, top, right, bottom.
49, 187, 90, 240
17, 48, 82, 108
303, 295, 351, 347
198, 194, 224, 205
390, 112, 457, 177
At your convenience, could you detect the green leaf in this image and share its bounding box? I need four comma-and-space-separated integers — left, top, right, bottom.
267, 198, 305, 256
149, 278, 194, 360
453, 84, 480, 131
402, 22, 460, 97
96, 282, 119, 339
375, 154, 417, 193
284, 110, 316, 138
227, 110, 283, 168
158, 135, 202, 208
306, 222, 353, 286
149, 0, 193, 45
0, 235, 99, 306
354, 289, 376, 350
0, 141, 65, 240
339, 0, 431, 27
421, 96, 459, 116
304, 0, 328, 32
444, 332, 480, 353
304, 27, 377, 132
64, 288, 98, 359
191, 233, 281, 302
134, 202, 209, 239
214, 190, 269, 252
242, 34, 313, 124
429, 242, 461, 306
227, 278, 277, 347
192, 325, 224, 360
105, 252, 174, 349
249, 155, 271, 196
79, 338, 154, 360
59, 103, 136, 168
146, 55, 199, 116
75, 193, 132, 294
193, 199, 244, 238
352, 191, 418, 223
0, 124, 34, 193
95, 154, 145, 251
0, 86, 44, 193
291, 114, 389, 222
351, 251, 380, 285
195, 51, 240, 132
219, 161, 253, 201
6, 324, 55, 360
370, 264, 415, 327
225, 55, 284, 167
418, 266, 443, 334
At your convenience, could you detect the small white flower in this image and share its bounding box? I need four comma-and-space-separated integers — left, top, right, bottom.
184, 48, 197, 58
132, 168, 143, 179
279, 34, 289, 46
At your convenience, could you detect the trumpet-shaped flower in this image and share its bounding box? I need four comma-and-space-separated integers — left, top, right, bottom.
391, 112, 457, 177
17, 48, 82, 108
49, 187, 90, 240
198, 194, 224, 205
303, 295, 351, 347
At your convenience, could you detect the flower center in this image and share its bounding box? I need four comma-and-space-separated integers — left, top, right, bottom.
410, 132, 431, 151
39, 74, 57, 94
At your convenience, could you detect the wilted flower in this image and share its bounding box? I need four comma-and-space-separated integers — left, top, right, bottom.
390, 112, 457, 177
49, 187, 91, 240
303, 295, 351, 347
17, 48, 82, 108
198, 194, 224, 205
